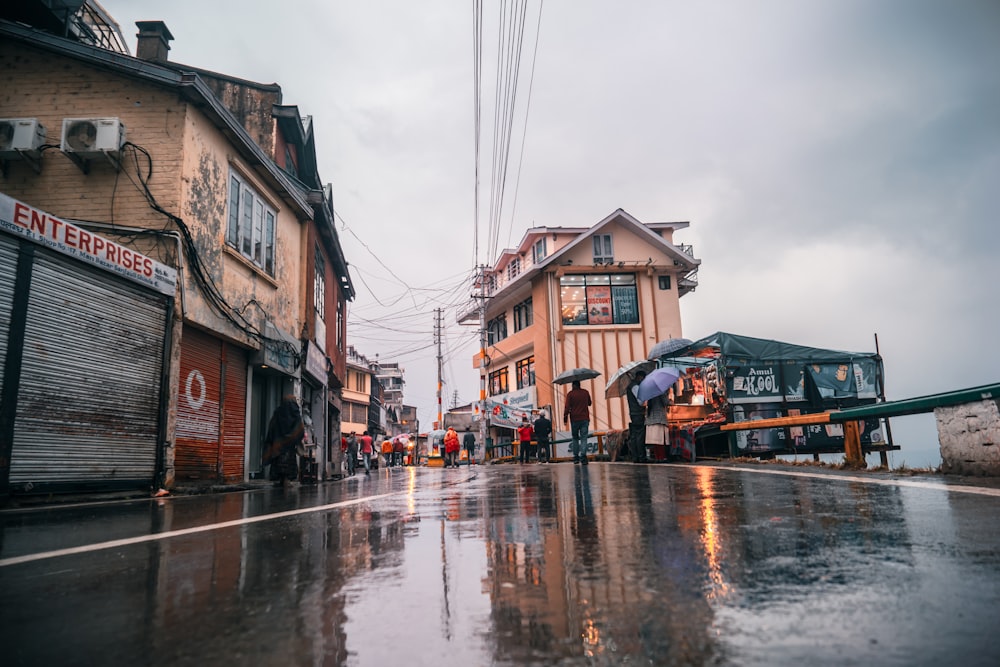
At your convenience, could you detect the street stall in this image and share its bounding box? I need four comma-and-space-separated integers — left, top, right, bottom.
651, 332, 894, 460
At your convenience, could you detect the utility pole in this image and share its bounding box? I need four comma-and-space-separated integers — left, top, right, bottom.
435, 308, 443, 429
478, 264, 488, 460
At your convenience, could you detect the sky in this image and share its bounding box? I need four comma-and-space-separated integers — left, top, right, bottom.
99, 0, 1000, 468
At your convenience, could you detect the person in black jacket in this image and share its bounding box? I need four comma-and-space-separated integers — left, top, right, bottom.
534, 411, 553, 463
626, 371, 649, 463
462, 427, 477, 465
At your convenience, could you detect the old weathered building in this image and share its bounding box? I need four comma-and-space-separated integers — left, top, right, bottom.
0, 7, 352, 492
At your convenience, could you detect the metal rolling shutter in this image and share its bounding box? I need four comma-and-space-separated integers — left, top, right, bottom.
175, 327, 222, 480
0, 236, 17, 393
221, 343, 247, 481
9, 247, 168, 487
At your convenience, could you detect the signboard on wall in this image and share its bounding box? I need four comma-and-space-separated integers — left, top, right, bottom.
0, 192, 177, 295
486, 386, 537, 429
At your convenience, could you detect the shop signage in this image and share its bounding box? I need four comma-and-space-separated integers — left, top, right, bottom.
486, 386, 537, 429
0, 193, 177, 295
729, 363, 806, 404
304, 340, 327, 383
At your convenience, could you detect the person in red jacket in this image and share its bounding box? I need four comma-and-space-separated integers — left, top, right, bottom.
360, 431, 374, 476
517, 416, 534, 463
563, 380, 592, 465
443, 427, 461, 468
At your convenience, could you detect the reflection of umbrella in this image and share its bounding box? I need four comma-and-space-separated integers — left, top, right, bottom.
647, 338, 693, 360
605, 359, 656, 398
553, 367, 602, 385
635, 367, 683, 402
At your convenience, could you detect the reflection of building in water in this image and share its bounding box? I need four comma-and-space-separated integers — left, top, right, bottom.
149, 493, 411, 664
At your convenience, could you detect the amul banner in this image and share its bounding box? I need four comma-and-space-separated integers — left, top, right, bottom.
0, 192, 177, 295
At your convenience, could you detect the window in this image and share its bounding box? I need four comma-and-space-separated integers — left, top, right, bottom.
560, 273, 640, 326
226, 169, 277, 275
532, 238, 547, 264
513, 297, 533, 332
593, 234, 613, 264
336, 298, 345, 352
314, 248, 326, 319
658, 275, 671, 290
489, 367, 510, 396
487, 314, 508, 345
507, 257, 521, 281
516, 356, 535, 389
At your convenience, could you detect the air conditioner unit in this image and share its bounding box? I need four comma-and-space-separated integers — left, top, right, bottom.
0, 118, 46, 158
60, 117, 126, 158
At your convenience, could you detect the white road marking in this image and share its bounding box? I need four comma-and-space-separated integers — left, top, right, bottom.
710, 464, 1000, 497
0, 491, 401, 568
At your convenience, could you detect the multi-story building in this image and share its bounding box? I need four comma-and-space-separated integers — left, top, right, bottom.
0, 5, 352, 493
461, 209, 700, 454
377, 361, 405, 434
342, 345, 380, 442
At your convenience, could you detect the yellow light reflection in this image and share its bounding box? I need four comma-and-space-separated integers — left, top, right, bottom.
695, 467, 731, 601
582, 618, 602, 657
406, 466, 416, 515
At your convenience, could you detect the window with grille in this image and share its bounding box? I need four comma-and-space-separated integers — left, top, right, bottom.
593, 234, 613, 264
513, 297, 533, 332
226, 170, 276, 275
516, 356, 535, 389
487, 314, 508, 345
489, 367, 510, 396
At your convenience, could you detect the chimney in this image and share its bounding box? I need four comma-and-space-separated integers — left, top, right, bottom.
135, 21, 174, 62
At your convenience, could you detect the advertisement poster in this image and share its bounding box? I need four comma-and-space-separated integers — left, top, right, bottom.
729, 364, 806, 404
611, 285, 638, 324
585, 285, 613, 325
808, 361, 879, 401
730, 403, 882, 453
486, 386, 537, 429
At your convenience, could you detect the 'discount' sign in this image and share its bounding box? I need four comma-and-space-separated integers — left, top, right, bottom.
0, 192, 176, 296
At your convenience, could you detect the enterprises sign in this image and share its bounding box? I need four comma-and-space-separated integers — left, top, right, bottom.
0, 192, 177, 295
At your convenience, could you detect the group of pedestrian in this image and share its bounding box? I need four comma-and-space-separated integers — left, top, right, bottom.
381, 437, 408, 467
516, 411, 553, 463
625, 369, 674, 463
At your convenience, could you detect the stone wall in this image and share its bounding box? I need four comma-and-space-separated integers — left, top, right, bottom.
936, 399, 1000, 476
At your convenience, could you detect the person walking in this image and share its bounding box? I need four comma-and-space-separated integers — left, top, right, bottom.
262, 395, 305, 487
626, 370, 649, 463
381, 437, 393, 468
563, 380, 592, 465
393, 436, 405, 466
517, 416, 534, 463
533, 410, 552, 463
645, 390, 670, 461
462, 427, 477, 465
346, 431, 358, 476
444, 426, 460, 468
360, 431, 374, 475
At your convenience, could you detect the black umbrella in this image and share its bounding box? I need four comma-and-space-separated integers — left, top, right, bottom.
647, 338, 693, 360
552, 367, 601, 385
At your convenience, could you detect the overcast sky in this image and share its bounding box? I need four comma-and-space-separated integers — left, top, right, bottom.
100, 0, 999, 467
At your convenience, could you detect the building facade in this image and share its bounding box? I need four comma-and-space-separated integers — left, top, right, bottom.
0, 7, 352, 492
463, 209, 700, 452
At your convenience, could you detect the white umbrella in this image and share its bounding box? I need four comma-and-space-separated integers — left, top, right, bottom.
605, 359, 656, 398
552, 367, 601, 385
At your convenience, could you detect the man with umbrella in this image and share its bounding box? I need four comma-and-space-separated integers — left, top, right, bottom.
626, 370, 649, 463
563, 380, 592, 465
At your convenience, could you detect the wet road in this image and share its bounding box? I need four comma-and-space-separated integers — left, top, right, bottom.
2, 462, 1000, 666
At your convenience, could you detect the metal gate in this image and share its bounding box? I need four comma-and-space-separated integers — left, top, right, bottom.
1, 239, 170, 491
175, 327, 247, 481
